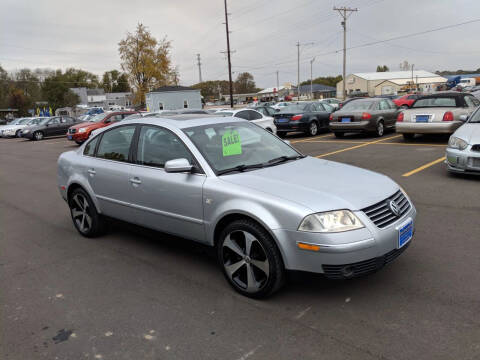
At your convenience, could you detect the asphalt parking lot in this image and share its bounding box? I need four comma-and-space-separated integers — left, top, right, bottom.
1, 132, 479, 360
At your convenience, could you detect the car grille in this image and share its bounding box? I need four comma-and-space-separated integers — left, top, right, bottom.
361, 190, 411, 228
322, 243, 410, 279
471, 144, 480, 152
68, 128, 76, 134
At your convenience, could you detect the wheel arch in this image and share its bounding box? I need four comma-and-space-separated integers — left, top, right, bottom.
66, 179, 102, 214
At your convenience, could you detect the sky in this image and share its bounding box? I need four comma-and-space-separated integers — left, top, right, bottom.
1, 0, 480, 89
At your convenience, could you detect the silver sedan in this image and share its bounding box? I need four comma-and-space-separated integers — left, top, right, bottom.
57, 115, 416, 298
446, 107, 480, 174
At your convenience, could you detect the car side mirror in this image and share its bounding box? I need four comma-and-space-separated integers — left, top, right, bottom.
459, 114, 469, 122
165, 158, 193, 173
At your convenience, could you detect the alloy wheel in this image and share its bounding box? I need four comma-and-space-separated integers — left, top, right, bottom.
377, 122, 384, 136
309, 122, 318, 136
34, 131, 43, 140
222, 230, 270, 293
70, 193, 93, 234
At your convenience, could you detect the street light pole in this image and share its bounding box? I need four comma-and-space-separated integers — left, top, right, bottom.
310, 57, 316, 100
224, 0, 234, 108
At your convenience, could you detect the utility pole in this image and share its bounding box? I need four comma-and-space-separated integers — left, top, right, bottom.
297, 41, 300, 99
411, 64, 414, 91
224, 0, 234, 108
196, 54, 202, 83
310, 57, 316, 100
276, 70, 279, 100
334, 6, 358, 100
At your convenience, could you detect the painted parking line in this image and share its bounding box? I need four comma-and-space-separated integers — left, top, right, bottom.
402, 156, 446, 177
315, 135, 402, 158
290, 134, 332, 144
302, 140, 447, 147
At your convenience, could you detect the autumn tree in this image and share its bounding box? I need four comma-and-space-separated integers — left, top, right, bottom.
102, 70, 130, 93
234, 72, 257, 94
118, 23, 177, 105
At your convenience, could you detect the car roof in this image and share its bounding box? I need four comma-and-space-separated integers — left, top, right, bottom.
121, 114, 246, 129
417, 91, 470, 100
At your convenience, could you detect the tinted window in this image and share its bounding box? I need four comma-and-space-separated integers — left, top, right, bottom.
413, 97, 457, 108
49, 118, 60, 125
471, 96, 480, 107
136, 126, 192, 168
341, 100, 374, 111
96, 125, 136, 162
379, 100, 390, 110
83, 136, 99, 156
387, 99, 397, 109
407, 95, 418, 100
249, 110, 263, 120
256, 108, 268, 116
464, 96, 478, 108
235, 110, 250, 120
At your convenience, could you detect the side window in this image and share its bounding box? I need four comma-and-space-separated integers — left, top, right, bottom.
249, 110, 263, 120
464, 96, 478, 108
136, 126, 193, 168
316, 103, 326, 111
110, 115, 124, 123
183, 100, 188, 109
387, 99, 397, 109
49, 118, 60, 125
235, 110, 250, 120
159, 103, 164, 110
379, 100, 390, 110
96, 125, 136, 162
471, 96, 480, 107
83, 136, 99, 156
257, 108, 267, 116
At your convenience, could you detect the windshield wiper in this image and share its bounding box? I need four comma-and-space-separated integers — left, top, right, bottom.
217, 163, 265, 176
265, 155, 305, 166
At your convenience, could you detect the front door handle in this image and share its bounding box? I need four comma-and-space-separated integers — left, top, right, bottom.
129, 177, 142, 185
87, 169, 96, 176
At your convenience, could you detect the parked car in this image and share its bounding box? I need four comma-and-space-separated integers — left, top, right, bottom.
338, 96, 366, 110
58, 116, 416, 298
67, 111, 138, 145
253, 105, 276, 117
396, 92, 480, 140
321, 98, 341, 110
330, 98, 399, 137
0, 117, 30, 137
393, 94, 422, 109
215, 108, 276, 134
445, 107, 480, 175
273, 102, 332, 137
21, 116, 79, 141
1, 117, 45, 138
271, 102, 290, 110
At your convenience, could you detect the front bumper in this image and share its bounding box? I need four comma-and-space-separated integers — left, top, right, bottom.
273, 204, 416, 276
329, 120, 373, 132
20, 131, 34, 139
445, 147, 480, 174
396, 121, 462, 134
67, 131, 89, 142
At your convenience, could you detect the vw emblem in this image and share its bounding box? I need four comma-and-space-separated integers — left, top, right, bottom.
389, 200, 400, 216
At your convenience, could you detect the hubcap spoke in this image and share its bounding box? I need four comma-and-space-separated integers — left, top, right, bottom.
243, 232, 256, 256
223, 235, 245, 257
80, 214, 86, 231
225, 260, 245, 277
245, 263, 258, 292
73, 195, 84, 211
250, 259, 269, 277
84, 213, 92, 229
83, 197, 89, 211
71, 209, 83, 219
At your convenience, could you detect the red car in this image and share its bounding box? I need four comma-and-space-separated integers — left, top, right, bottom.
67, 111, 138, 144
393, 94, 422, 109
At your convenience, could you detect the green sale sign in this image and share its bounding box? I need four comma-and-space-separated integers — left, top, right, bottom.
222, 130, 242, 156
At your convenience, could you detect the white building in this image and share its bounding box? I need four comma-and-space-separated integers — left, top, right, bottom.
146, 86, 202, 111
336, 71, 448, 97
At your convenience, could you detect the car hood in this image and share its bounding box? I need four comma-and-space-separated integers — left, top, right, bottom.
453, 123, 480, 143
220, 157, 398, 212
69, 121, 103, 130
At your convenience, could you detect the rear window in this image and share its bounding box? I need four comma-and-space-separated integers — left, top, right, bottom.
341, 100, 375, 111
412, 97, 457, 108
279, 104, 308, 113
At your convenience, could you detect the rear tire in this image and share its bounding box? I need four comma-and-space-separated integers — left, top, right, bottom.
334, 132, 344, 138
402, 133, 415, 141
375, 121, 384, 137
217, 219, 285, 298
68, 188, 105, 238
307, 121, 319, 136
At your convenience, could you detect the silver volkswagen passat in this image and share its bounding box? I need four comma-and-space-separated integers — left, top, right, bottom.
58, 115, 416, 298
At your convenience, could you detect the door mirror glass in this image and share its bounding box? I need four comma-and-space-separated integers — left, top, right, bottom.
164, 158, 193, 173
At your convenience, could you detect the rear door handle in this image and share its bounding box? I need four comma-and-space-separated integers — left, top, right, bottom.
129, 177, 142, 185
87, 169, 96, 176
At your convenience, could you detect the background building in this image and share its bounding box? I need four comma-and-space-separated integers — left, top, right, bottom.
146, 86, 202, 111
298, 84, 336, 99
336, 70, 448, 97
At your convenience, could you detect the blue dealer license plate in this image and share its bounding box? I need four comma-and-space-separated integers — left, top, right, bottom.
67, 135, 73, 140
398, 219, 413, 248
277, 118, 289, 123
341, 118, 351, 123
416, 115, 429, 123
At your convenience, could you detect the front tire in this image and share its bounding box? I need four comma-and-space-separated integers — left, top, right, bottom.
217, 219, 285, 298
75, 140, 83, 145
33, 131, 44, 141
15, 130, 22, 137
68, 188, 105, 238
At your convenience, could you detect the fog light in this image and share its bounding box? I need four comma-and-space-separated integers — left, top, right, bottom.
341, 266, 355, 278
297, 242, 320, 251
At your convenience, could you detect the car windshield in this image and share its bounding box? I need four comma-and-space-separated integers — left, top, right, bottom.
10, 118, 25, 125
27, 118, 41, 125
89, 113, 108, 122
341, 100, 374, 111
280, 104, 307, 113
184, 121, 302, 174
412, 97, 457, 108
17, 118, 32, 124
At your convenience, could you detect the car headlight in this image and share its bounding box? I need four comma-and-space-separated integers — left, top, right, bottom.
448, 136, 468, 150
298, 210, 364, 233
78, 128, 87, 133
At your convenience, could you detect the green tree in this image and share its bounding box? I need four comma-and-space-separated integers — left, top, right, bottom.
62, 68, 100, 88
234, 72, 257, 93
191, 80, 230, 100
300, 75, 342, 88
118, 23, 177, 105
376, 65, 389, 72
41, 70, 81, 110
102, 70, 130, 93
0, 65, 10, 108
